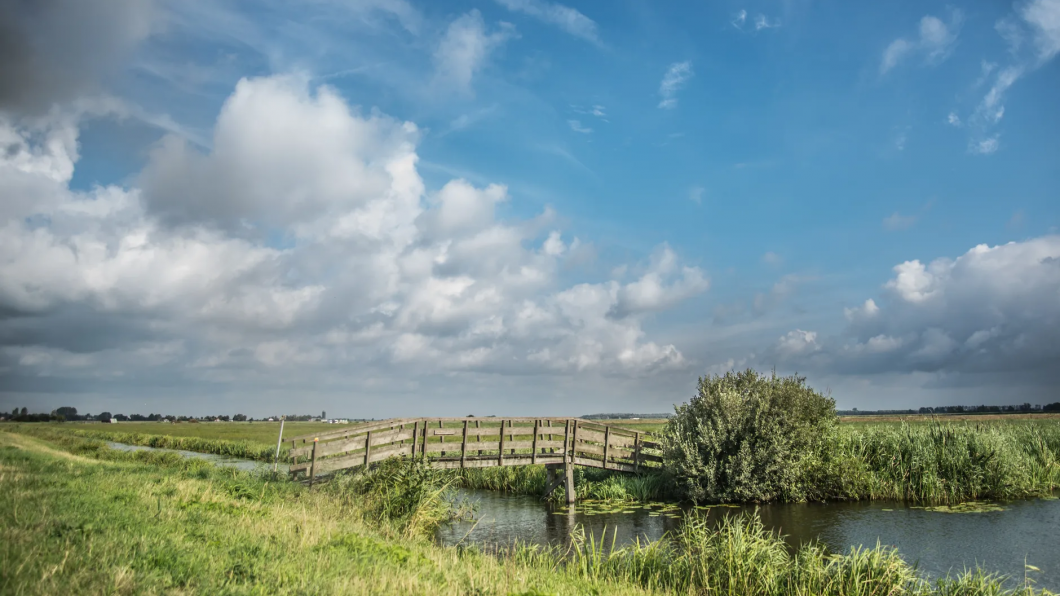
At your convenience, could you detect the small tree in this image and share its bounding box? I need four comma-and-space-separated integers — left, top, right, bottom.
19, 407, 27, 416
233, 413, 247, 421
98, 412, 112, 421
661, 369, 836, 503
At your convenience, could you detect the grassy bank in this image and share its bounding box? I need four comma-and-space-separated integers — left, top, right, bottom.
1, 428, 1052, 595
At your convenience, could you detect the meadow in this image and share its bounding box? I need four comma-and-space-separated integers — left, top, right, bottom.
1, 428, 1052, 596
7, 415, 1060, 505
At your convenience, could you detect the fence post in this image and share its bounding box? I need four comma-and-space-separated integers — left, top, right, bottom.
364, 430, 373, 467
439, 420, 445, 457
603, 426, 610, 470
412, 421, 419, 459
532, 419, 539, 464
563, 419, 576, 504
634, 432, 641, 474
273, 416, 285, 473
461, 420, 469, 468
498, 420, 506, 466
309, 438, 319, 488
476, 419, 482, 455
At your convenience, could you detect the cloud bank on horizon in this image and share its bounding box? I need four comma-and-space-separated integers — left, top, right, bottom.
0, 0, 1057, 416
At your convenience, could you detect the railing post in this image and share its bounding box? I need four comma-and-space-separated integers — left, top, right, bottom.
412, 421, 419, 459
603, 426, 610, 470
309, 437, 319, 488
498, 419, 506, 466
547, 419, 553, 453
476, 419, 482, 455
634, 432, 641, 474
421, 423, 428, 463
439, 420, 445, 457
532, 419, 539, 464
461, 420, 469, 468
364, 430, 372, 467
563, 420, 575, 504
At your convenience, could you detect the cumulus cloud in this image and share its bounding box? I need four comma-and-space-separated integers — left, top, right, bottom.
493, 0, 599, 43
0, 75, 709, 401
0, 0, 159, 115
658, 61, 693, 109
880, 11, 962, 74
433, 10, 517, 95
765, 237, 1060, 381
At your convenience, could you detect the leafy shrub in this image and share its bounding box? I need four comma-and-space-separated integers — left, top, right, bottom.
661, 369, 836, 502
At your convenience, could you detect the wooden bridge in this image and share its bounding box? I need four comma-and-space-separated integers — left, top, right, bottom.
287, 417, 662, 503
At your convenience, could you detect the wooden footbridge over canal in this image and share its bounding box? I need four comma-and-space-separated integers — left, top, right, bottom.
287, 418, 662, 503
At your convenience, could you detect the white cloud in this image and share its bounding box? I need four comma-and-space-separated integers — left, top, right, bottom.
1, 75, 710, 401
567, 119, 592, 134
1021, 0, 1060, 62
762, 251, 783, 266
590, 105, 606, 117
969, 135, 1000, 155
658, 61, 693, 109
947, 112, 961, 126
732, 10, 747, 29
689, 186, 704, 204
433, 10, 517, 95
775, 329, 819, 358
880, 12, 962, 74
493, 0, 599, 43
754, 14, 781, 31
882, 212, 917, 231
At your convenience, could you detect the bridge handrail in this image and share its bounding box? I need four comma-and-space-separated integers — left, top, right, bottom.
288, 417, 663, 484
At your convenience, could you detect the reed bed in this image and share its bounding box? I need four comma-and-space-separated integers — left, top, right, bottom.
809, 421, 1060, 504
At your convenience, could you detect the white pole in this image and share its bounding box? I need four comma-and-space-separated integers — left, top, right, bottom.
273, 416, 286, 472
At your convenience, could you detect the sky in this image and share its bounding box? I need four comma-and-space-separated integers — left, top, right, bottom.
0, 0, 1058, 418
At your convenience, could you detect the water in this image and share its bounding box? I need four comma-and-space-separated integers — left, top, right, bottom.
438, 489, 1060, 591
105, 441, 287, 472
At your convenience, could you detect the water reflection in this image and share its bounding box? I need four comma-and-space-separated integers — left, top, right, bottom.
106, 441, 287, 472
438, 489, 1060, 591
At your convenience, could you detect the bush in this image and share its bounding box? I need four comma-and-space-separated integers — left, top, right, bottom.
661, 369, 836, 502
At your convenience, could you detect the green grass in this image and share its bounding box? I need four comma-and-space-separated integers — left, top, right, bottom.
6, 420, 339, 445
1, 428, 1052, 595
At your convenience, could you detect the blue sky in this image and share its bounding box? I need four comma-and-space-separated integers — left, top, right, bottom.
1, 0, 1058, 417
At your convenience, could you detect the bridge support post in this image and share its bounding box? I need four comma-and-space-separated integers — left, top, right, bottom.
564, 419, 576, 504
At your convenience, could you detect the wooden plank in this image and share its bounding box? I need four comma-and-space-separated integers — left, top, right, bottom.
312, 435, 368, 458
287, 418, 419, 443
366, 443, 413, 464
575, 428, 606, 443
433, 429, 458, 436
428, 455, 565, 470
572, 456, 637, 473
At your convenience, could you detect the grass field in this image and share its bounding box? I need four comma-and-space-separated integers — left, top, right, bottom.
1, 428, 1051, 596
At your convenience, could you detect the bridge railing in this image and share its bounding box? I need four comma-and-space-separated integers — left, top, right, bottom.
287, 417, 662, 482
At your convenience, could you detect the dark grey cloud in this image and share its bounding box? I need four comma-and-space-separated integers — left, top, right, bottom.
0, 0, 157, 115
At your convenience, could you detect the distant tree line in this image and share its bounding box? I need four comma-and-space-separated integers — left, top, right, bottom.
582, 413, 673, 420
0, 407, 347, 423
837, 402, 1060, 415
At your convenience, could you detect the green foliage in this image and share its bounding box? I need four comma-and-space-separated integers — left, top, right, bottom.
327, 457, 457, 539
661, 369, 837, 502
